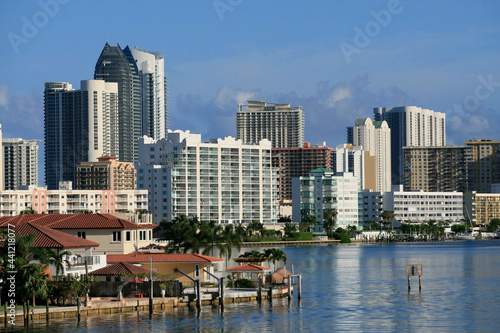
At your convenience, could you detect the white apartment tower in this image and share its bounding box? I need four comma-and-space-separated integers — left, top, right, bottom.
130, 47, 169, 139
347, 118, 391, 192
374, 106, 446, 185
44, 80, 119, 189
237, 100, 304, 148
136, 130, 279, 224
2, 138, 39, 190
334, 143, 375, 191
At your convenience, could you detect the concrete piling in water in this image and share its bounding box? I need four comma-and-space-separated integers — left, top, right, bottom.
77, 298, 81, 322
297, 274, 302, 300
288, 277, 292, 300
408, 276, 411, 292
258, 278, 263, 304
196, 279, 201, 309
220, 277, 225, 308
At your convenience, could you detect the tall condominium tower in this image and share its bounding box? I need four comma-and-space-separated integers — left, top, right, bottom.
334, 143, 375, 191
0, 124, 3, 190
2, 138, 39, 190
271, 142, 333, 203
465, 139, 500, 193
136, 130, 278, 224
347, 118, 391, 192
374, 106, 446, 185
95, 43, 142, 163
237, 100, 304, 148
130, 47, 169, 139
403, 146, 473, 192
44, 80, 119, 189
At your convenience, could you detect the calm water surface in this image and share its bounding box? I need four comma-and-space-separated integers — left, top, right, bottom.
5, 240, 500, 332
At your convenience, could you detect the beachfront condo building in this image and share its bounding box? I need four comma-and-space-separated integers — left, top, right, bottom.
271, 142, 333, 203
374, 106, 446, 185
464, 139, 500, 193
0, 125, 3, 190
292, 169, 361, 231
76, 155, 136, 190
383, 185, 463, 223
237, 100, 304, 148
403, 146, 473, 192
347, 118, 391, 192
44, 80, 119, 189
333, 143, 375, 191
2, 138, 39, 190
0, 187, 147, 216
136, 130, 279, 224
129, 47, 169, 140
463, 192, 500, 230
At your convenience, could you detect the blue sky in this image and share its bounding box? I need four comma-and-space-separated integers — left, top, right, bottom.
1, 0, 499, 184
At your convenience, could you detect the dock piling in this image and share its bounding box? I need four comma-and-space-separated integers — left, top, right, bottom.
220, 277, 225, 308
196, 279, 201, 309
77, 298, 81, 322
258, 278, 262, 304
287, 277, 292, 300
298, 274, 302, 300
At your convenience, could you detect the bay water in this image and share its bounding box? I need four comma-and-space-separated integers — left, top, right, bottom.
5, 240, 500, 332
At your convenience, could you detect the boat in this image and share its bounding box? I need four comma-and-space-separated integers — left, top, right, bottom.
455, 233, 477, 240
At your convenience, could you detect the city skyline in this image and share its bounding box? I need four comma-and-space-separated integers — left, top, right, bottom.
1, 1, 499, 184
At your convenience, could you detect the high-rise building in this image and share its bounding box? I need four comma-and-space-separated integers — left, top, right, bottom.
464, 192, 500, 230
292, 169, 361, 231
334, 143, 375, 191
237, 100, 304, 148
76, 155, 136, 190
130, 47, 169, 139
347, 118, 391, 192
403, 146, 473, 192
464, 139, 500, 193
44, 80, 119, 189
271, 142, 333, 203
136, 130, 278, 224
373, 106, 446, 185
95, 43, 142, 163
2, 138, 39, 190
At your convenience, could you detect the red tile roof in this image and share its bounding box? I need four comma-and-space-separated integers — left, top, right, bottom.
0, 214, 156, 230
107, 252, 223, 264
226, 264, 271, 272
89, 262, 149, 276
1, 222, 99, 249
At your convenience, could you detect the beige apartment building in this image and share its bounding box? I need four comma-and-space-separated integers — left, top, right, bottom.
465, 139, 500, 193
464, 192, 500, 230
76, 155, 136, 190
403, 146, 473, 192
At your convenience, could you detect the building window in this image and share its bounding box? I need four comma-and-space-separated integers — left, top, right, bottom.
112, 231, 121, 242
139, 230, 146, 241
149, 230, 152, 240
126, 231, 131, 242
194, 264, 200, 278
77, 232, 86, 239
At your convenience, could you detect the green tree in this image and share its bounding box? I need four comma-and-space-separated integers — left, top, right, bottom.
451, 223, 466, 233
221, 225, 242, 269
487, 218, 500, 232
246, 221, 264, 239
283, 222, 298, 239
45, 249, 72, 277
300, 214, 316, 232
201, 221, 225, 257
323, 209, 337, 238
263, 248, 287, 270
162, 215, 192, 253
380, 211, 395, 230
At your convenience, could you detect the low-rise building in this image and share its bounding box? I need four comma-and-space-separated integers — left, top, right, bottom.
0, 187, 147, 216
76, 155, 136, 190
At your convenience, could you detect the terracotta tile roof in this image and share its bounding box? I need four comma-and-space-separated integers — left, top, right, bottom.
107, 252, 224, 264
89, 262, 149, 276
0, 214, 156, 230
2, 222, 99, 249
226, 264, 271, 272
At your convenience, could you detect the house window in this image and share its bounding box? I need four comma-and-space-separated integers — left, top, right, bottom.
194, 264, 200, 278
112, 231, 121, 242
149, 230, 152, 240
77, 232, 86, 239
139, 230, 146, 241
126, 231, 131, 242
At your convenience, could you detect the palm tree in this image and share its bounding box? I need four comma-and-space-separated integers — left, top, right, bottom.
283, 222, 298, 239
380, 210, 395, 231
323, 209, 337, 238
201, 221, 225, 257
246, 221, 264, 239
163, 215, 192, 253
46, 249, 72, 276
221, 225, 242, 269
300, 215, 316, 232
263, 248, 287, 271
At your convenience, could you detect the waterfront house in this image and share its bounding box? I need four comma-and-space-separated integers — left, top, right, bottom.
88, 262, 150, 282
226, 263, 271, 284
106, 252, 224, 285
0, 213, 157, 255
